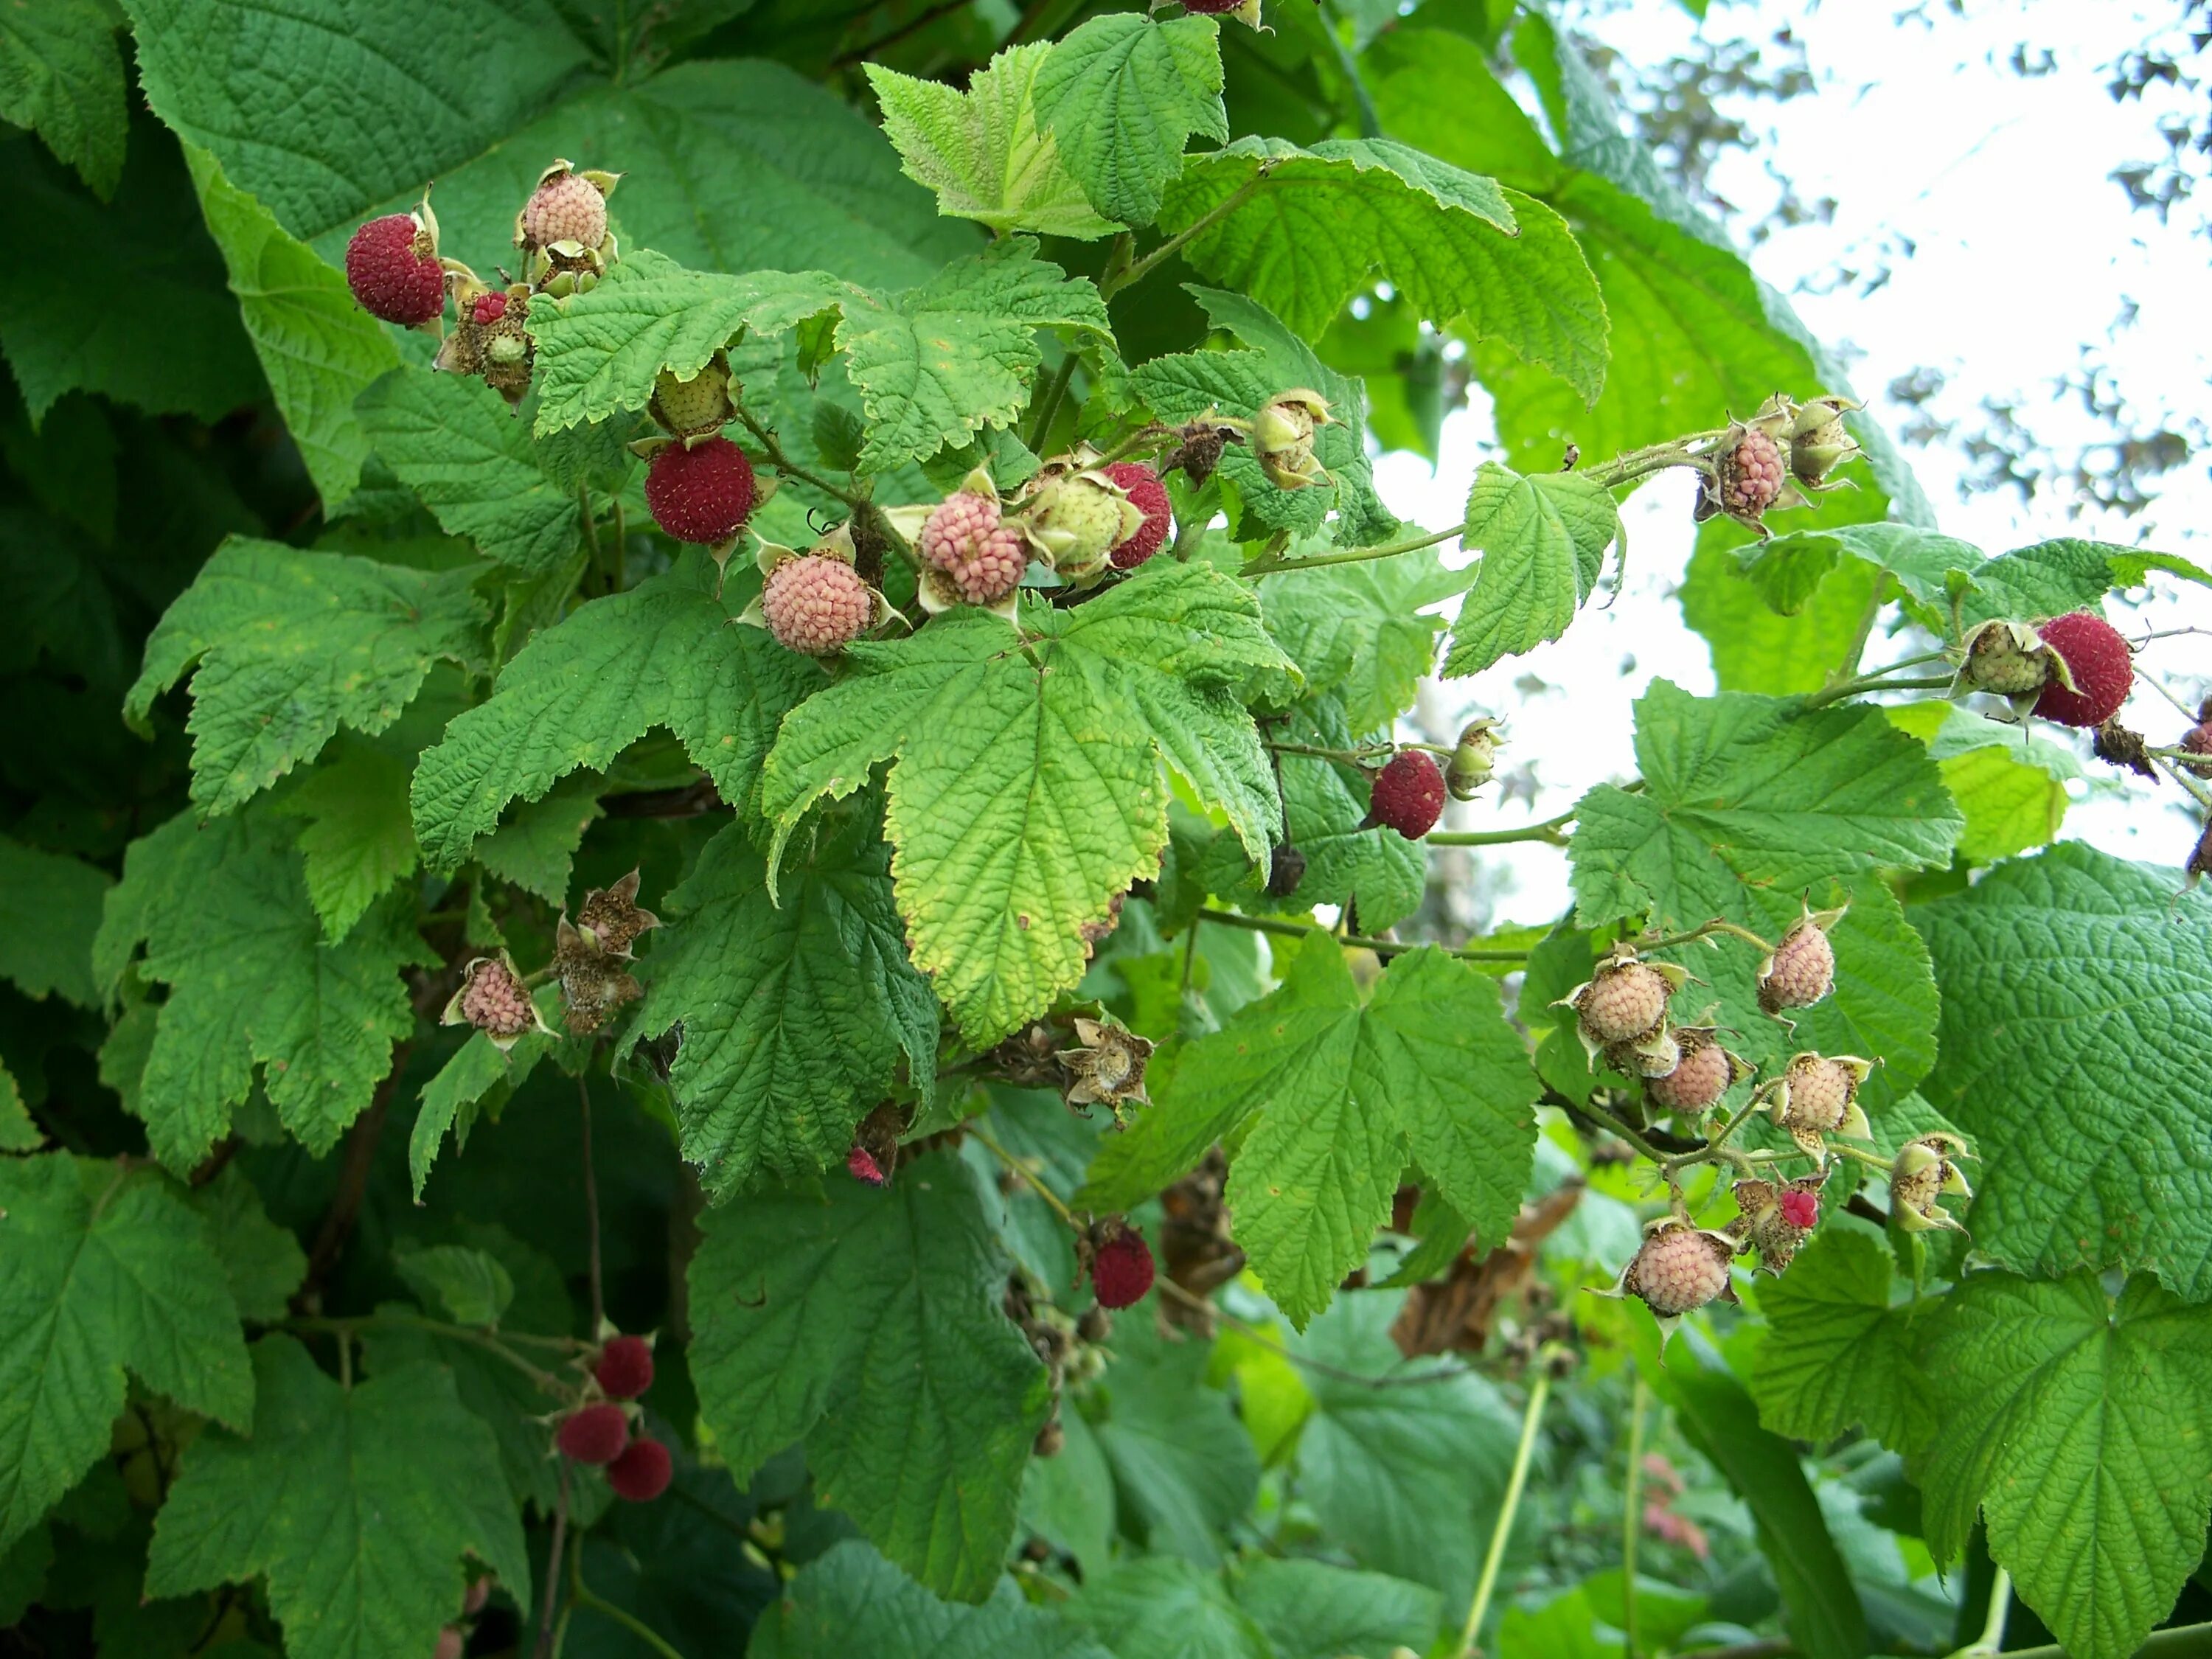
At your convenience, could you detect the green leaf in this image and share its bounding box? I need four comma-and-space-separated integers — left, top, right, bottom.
1888, 703, 2072, 864
1680, 519, 1885, 698
1749, 1228, 1933, 1454
1158, 137, 1607, 400
0, 1064, 38, 1153
1290, 1290, 1523, 1613
0, 0, 125, 196
1231, 1557, 1443, 1659
1441, 462, 1621, 678
1256, 550, 1456, 734
91, 808, 423, 1170
1641, 1338, 1868, 1659
180, 145, 400, 507
1916, 843, 2212, 1298
865, 46, 1118, 240
1091, 938, 1538, 1329
1748, 522, 1985, 616
125, 536, 487, 815
273, 747, 421, 941
355, 369, 589, 575
187, 1166, 307, 1324
749, 1539, 1113, 1659
686, 1152, 1051, 1602
145, 1335, 531, 1659
357, 1297, 563, 1515
394, 1244, 514, 1327
637, 821, 938, 1198
0, 835, 111, 1006
1961, 536, 2211, 627
407, 1013, 555, 1203
1032, 13, 1227, 228
0, 124, 265, 425
761, 563, 1295, 1045
474, 776, 605, 905
0, 1154, 251, 1552
1065, 1557, 1270, 1659
1203, 737, 1425, 932
410, 555, 817, 872
1131, 285, 1394, 544
1917, 1271, 2212, 1659
1091, 1314, 1261, 1565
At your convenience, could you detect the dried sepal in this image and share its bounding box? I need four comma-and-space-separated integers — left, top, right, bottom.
1891, 1132, 1974, 1233
1054, 1015, 1154, 1122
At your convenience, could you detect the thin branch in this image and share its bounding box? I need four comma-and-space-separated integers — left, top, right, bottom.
1833, 572, 1893, 681
569, 1552, 689, 1659
580, 1075, 604, 1335
289, 1312, 577, 1395
1102, 170, 1273, 299
734, 407, 864, 507
1028, 352, 1080, 453
293, 1051, 411, 1312
1428, 810, 1578, 849
1239, 521, 1464, 579
1196, 907, 1530, 964
533, 1459, 572, 1659
1458, 1347, 1565, 1655
1621, 1372, 1649, 1659
1798, 673, 1955, 712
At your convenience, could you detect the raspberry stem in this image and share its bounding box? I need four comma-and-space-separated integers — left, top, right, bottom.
1427, 808, 1578, 849
1458, 1342, 1568, 1656
1194, 906, 1531, 963
732, 406, 868, 511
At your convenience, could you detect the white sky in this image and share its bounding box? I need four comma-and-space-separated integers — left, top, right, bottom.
1371, 0, 2212, 928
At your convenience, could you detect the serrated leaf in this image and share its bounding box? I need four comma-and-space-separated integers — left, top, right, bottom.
1132, 286, 1394, 544
1961, 536, 2211, 627
181, 145, 399, 508
1916, 843, 2212, 1298
1233, 1557, 1444, 1659
1203, 748, 1425, 931
0, 1154, 251, 1553
0, 0, 125, 197
1750, 1228, 1933, 1453
1065, 1557, 1271, 1659
274, 747, 421, 941
866, 46, 1117, 240
1159, 137, 1607, 400
91, 808, 423, 1170
1680, 509, 1888, 698
356, 369, 588, 575
0, 835, 111, 1006
145, 1336, 530, 1659
407, 1009, 556, 1203
474, 776, 604, 905
751, 1539, 1113, 1659
1091, 1314, 1260, 1565
1032, 13, 1227, 228
636, 821, 938, 1199
187, 1166, 307, 1324
1442, 462, 1621, 677
0, 124, 264, 425
126, 538, 487, 815
1888, 702, 2070, 863
761, 563, 1293, 1044
394, 1244, 514, 1327
1916, 1271, 2212, 1659
1256, 550, 1456, 733
0, 1064, 37, 1153
1748, 522, 1984, 616
686, 1152, 1051, 1602
410, 555, 817, 872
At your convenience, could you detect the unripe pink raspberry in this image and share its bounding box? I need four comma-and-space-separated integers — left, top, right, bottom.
442, 953, 545, 1050
1760, 1051, 1874, 1155
1646, 1030, 1736, 1113
1759, 917, 1837, 1013
1717, 427, 1786, 519
345, 213, 444, 327
521, 170, 608, 251
1104, 462, 1172, 568
1571, 958, 1672, 1046
919, 490, 1027, 606
1625, 1222, 1734, 1317
645, 437, 757, 546
762, 554, 872, 655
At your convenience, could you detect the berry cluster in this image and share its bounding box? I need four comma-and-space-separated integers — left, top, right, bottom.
1955, 611, 2134, 727
554, 1333, 672, 1503
442, 872, 658, 1044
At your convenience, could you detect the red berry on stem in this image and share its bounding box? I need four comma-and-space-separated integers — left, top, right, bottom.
644, 437, 757, 546
470, 291, 508, 327
1091, 1229, 1155, 1309
593, 1335, 654, 1401
555, 1402, 630, 1466
345, 214, 444, 327
1779, 1189, 1820, 1231
2031, 611, 2132, 727
1103, 462, 1172, 568
847, 1144, 887, 1186
607, 1436, 674, 1503
1368, 751, 1446, 839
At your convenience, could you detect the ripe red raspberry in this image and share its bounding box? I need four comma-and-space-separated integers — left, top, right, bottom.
1779, 1189, 1819, 1230
593, 1335, 654, 1400
645, 437, 757, 546
1717, 427, 1786, 518
470, 291, 508, 327
1759, 919, 1836, 1013
1572, 959, 1672, 1046
2032, 611, 2133, 727
1647, 1032, 1733, 1113
847, 1144, 887, 1186
2180, 723, 2212, 773
762, 555, 872, 655
1626, 1224, 1733, 1317
919, 490, 1027, 606
521, 170, 608, 251
555, 1402, 630, 1466
1091, 1228, 1155, 1309
1368, 751, 1446, 839
607, 1436, 673, 1503
457, 957, 535, 1040
344, 214, 444, 327
1104, 462, 1172, 568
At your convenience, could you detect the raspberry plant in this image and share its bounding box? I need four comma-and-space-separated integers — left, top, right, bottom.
1, 4, 2210, 1659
